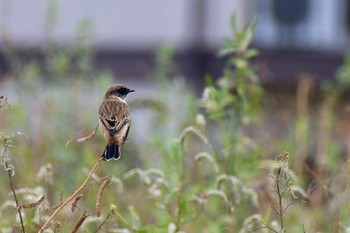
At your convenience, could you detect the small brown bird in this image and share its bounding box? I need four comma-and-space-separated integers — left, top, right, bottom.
98, 84, 134, 161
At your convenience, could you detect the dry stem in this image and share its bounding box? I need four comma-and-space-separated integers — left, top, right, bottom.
295, 76, 313, 173
39, 159, 102, 232
276, 167, 284, 232
5, 162, 26, 233
77, 124, 99, 143
71, 194, 83, 213
71, 210, 89, 233
20, 194, 46, 209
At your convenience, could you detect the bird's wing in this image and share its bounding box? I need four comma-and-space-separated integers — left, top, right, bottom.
119, 120, 131, 147
98, 99, 129, 137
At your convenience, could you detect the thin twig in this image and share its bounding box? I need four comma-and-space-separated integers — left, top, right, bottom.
71, 194, 83, 212
53, 190, 64, 209
281, 187, 289, 196
283, 200, 299, 213
39, 159, 102, 232
253, 218, 278, 233
93, 211, 111, 233
271, 206, 280, 216
86, 175, 112, 186
76, 124, 99, 143
5, 162, 26, 233
94, 205, 129, 232
276, 167, 284, 231
20, 194, 46, 209
65, 129, 84, 147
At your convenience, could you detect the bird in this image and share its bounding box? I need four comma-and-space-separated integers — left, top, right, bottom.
98, 84, 134, 161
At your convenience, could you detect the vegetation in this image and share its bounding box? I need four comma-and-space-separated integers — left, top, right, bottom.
1, 6, 350, 233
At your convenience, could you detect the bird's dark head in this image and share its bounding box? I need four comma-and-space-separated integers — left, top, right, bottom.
105, 84, 135, 99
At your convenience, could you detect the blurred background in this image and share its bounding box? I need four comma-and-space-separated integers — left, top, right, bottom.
1, 0, 350, 232
1, 0, 349, 88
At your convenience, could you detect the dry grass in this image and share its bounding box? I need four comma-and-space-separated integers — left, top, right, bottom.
1, 14, 350, 233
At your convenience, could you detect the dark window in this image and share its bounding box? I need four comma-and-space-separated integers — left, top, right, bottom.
273, 0, 309, 26
346, 0, 350, 32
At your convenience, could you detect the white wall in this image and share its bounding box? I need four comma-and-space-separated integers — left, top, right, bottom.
0, 0, 249, 51
254, 0, 347, 51
2, 0, 345, 51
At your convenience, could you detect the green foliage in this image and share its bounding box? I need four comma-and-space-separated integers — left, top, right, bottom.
215, 14, 262, 124
201, 14, 263, 178
154, 43, 175, 87
0, 13, 267, 232
322, 53, 350, 95
2, 8, 350, 233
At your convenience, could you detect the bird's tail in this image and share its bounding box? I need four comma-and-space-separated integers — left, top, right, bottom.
101, 143, 121, 161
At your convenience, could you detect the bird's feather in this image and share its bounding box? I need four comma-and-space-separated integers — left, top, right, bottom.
98, 85, 133, 161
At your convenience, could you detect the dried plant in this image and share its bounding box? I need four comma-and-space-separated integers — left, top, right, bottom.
20, 194, 46, 210
96, 178, 112, 217
248, 152, 308, 233
39, 158, 102, 232
71, 194, 83, 213
2, 7, 350, 232
0, 100, 26, 232
71, 210, 89, 233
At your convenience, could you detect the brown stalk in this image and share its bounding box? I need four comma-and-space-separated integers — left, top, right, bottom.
65, 124, 99, 147
39, 159, 102, 232
313, 94, 337, 205
53, 190, 64, 209
71, 194, 83, 212
71, 210, 89, 233
295, 75, 313, 173
96, 178, 111, 217
76, 124, 99, 143
54, 222, 61, 233
20, 194, 46, 209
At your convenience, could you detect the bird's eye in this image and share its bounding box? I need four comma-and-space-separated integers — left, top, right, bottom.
118, 88, 128, 95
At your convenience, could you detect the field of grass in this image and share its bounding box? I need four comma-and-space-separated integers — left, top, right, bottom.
1, 14, 350, 233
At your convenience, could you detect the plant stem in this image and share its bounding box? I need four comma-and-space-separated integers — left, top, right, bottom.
94, 211, 111, 232
175, 191, 183, 232
5, 162, 26, 233
39, 159, 102, 232
276, 167, 284, 232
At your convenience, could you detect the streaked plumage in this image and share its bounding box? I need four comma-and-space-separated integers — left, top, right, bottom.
98, 84, 134, 161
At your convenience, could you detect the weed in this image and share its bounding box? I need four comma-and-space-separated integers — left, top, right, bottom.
1, 6, 350, 232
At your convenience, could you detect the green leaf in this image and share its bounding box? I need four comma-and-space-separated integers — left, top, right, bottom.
223, 38, 233, 48
246, 14, 259, 30
230, 14, 237, 33
204, 74, 215, 87
218, 47, 236, 57
233, 58, 247, 69
237, 29, 253, 52
246, 48, 259, 58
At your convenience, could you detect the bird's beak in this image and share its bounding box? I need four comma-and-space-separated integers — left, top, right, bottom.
128, 89, 135, 93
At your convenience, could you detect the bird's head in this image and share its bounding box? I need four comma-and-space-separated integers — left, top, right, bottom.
105, 84, 135, 99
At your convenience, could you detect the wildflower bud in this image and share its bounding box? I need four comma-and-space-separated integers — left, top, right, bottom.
196, 114, 206, 130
